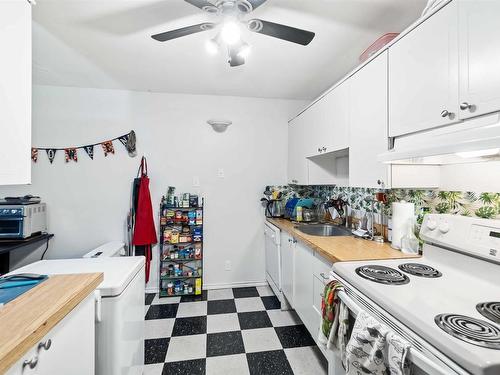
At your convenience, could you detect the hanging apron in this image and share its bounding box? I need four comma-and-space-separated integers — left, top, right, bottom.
132, 157, 157, 282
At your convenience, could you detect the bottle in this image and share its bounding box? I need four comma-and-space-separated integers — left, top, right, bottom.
296, 206, 303, 222
401, 218, 419, 254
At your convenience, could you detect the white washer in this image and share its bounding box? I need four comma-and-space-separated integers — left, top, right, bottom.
9, 249, 145, 375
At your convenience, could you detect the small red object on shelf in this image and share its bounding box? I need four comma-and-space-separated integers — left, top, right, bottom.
359, 33, 399, 62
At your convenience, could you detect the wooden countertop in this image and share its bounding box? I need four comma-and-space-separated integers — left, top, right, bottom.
0, 273, 103, 374
268, 218, 420, 263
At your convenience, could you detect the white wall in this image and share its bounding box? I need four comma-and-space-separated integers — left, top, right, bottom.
0, 85, 305, 290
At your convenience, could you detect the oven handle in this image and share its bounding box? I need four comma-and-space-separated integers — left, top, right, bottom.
0, 217, 23, 221
336, 290, 462, 375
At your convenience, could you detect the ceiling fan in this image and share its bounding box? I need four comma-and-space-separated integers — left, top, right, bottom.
151, 0, 315, 67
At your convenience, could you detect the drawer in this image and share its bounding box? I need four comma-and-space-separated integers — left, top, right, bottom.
312, 274, 326, 317
312, 251, 332, 281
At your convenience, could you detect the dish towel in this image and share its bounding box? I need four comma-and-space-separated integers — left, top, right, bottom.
345, 310, 412, 375
317, 280, 343, 348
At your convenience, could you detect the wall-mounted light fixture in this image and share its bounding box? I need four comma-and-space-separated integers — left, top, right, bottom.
207, 119, 232, 133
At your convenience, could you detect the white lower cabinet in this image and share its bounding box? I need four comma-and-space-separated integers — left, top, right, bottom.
6, 294, 95, 375
292, 238, 333, 340
293, 240, 316, 336
280, 231, 294, 308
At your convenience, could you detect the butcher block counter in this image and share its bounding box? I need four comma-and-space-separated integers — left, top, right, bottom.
0, 273, 103, 374
267, 218, 420, 263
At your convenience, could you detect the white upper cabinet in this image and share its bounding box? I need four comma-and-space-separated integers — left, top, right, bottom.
287, 114, 309, 185
458, 0, 500, 119
349, 51, 389, 188
0, 0, 31, 185
389, 1, 459, 137
307, 82, 350, 157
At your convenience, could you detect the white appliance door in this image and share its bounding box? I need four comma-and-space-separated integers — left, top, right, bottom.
264, 223, 280, 290
98, 265, 145, 375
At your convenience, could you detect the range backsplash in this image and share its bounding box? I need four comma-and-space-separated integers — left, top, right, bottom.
265, 185, 500, 224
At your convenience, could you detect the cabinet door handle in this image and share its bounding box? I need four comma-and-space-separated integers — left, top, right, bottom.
460, 102, 475, 112
440, 109, 454, 119
38, 339, 52, 351
322, 147, 327, 152
320, 272, 329, 280
317, 147, 322, 153
23, 357, 38, 370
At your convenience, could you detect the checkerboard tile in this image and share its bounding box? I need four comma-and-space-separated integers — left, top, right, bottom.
142, 286, 327, 375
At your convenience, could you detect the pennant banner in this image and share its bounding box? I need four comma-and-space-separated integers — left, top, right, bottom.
46, 149, 57, 164
83, 145, 94, 160
101, 141, 115, 157
31, 148, 38, 163
64, 148, 78, 163
32, 130, 136, 164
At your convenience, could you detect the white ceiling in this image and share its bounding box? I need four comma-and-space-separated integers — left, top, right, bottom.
32, 0, 427, 100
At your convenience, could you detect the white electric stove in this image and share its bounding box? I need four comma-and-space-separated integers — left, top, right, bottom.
330, 214, 500, 375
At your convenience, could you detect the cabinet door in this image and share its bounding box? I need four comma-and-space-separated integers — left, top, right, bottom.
459, 0, 500, 119
307, 82, 350, 157
293, 240, 315, 335
287, 115, 309, 184
389, 1, 459, 137
0, 0, 31, 185
280, 232, 294, 307
37, 294, 95, 375
350, 52, 390, 188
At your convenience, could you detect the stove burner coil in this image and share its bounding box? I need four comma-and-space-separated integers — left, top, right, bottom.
398, 263, 442, 278
435, 314, 500, 350
355, 265, 410, 285
477, 302, 500, 324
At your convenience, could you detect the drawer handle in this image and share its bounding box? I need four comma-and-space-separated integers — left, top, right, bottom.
23, 357, 38, 370
320, 272, 329, 280
38, 339, 52, 351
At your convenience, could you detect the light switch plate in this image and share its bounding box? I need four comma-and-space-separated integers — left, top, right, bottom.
217, 168, 225, 178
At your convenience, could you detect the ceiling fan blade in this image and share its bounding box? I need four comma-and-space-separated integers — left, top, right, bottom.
245, 0, 268, 11
247, 19, 315, 46
151, 23, 215, 42
184, 0, 218, 13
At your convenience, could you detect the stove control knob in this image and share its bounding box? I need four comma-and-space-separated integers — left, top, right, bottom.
426, 220, 437, 231
439, 223, 450, 234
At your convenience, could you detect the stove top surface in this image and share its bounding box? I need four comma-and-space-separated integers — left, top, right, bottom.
355, 265, 410, 285
476, 302, 500, 324
332, 245, 500, 375
398, 262, 442, 278
434, 313, 500, 350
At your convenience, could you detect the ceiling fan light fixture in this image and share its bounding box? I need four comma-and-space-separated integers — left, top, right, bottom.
220, 20, 241, 45
236, 41, 251, 58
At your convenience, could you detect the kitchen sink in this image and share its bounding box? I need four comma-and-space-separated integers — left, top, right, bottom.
295, 223, 351, 237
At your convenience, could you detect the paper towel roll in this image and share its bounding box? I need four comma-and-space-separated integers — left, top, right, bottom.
391, 201, 415, 250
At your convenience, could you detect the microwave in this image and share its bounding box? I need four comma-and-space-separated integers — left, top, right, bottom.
0, 203, 47, 239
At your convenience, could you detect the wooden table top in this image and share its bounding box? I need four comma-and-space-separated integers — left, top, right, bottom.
0, 273, 103, 374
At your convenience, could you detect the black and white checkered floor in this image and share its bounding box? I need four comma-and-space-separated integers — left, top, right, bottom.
143, 285, 328, 375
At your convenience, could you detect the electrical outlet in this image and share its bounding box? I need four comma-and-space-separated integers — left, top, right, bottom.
217, 168, 225, 178
225, 260, 231, 271
193, 176, 200, 187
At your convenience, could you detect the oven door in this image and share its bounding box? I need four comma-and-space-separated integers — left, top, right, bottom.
0, 211, 25, 239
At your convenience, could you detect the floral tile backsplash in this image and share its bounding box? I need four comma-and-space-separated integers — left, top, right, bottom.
265, 185, 500, 223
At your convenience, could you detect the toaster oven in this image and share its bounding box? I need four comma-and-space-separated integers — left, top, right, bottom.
0, 203, 47, 239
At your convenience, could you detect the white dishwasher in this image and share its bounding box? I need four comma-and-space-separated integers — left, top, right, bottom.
264, 221, 281, 299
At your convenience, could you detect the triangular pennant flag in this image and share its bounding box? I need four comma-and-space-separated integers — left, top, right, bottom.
83, 145, 94, 160
46, 149, 57, 164
118, 134, 129, 147
101, 140, 115, 156
118, 131, 137, 157
64, 148, 78, 163
31, 148, 38, 163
